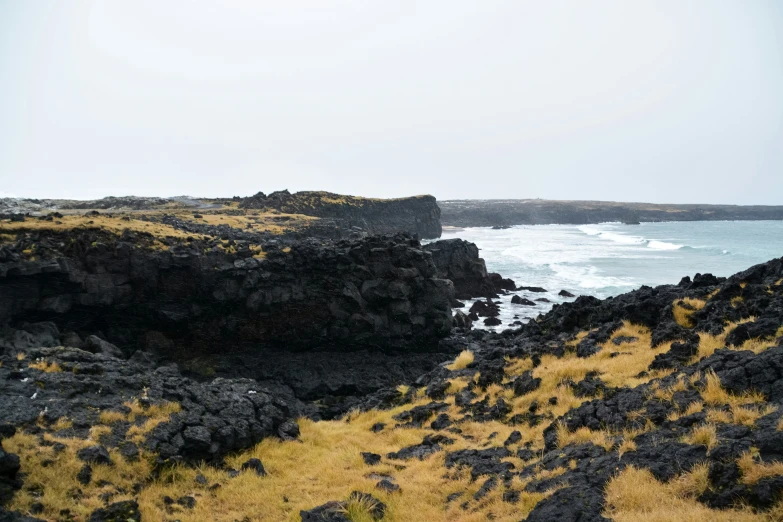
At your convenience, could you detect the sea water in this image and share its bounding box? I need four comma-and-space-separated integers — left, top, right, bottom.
438, 221, 783, 329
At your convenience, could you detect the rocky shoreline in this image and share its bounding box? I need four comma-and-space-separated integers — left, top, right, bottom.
1, 203, 783, 521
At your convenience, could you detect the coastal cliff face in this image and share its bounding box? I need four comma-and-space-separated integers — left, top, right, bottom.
423, 238, 514, 299
240, 190, 443, 239
440, 199, 783, 227
0, 231, 453, 356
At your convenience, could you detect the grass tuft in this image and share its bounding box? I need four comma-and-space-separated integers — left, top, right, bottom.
28, 360, 63, 373
604, 465, 759, 522
447, 350, 475, 371
682, 424, 718, 452
737, 451, 783, 485
700, 370, 765, 407
672, 298, 706, 328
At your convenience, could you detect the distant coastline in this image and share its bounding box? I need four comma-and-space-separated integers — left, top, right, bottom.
439, 199, 783, 228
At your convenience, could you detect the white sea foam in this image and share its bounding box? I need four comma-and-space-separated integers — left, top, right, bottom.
647, 240, 683, 250
549, 263, 636, 289
441, 220, 783, 331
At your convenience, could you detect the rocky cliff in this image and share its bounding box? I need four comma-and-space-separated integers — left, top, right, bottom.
240, 190, 443, 238
440, 199, 783, 227
0, 231, 453, 357
423, 238, 515, 299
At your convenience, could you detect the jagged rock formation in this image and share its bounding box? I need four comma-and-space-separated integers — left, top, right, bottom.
0, 231, 453, 356
240, 190, 442, 239
423, 238, 514, 299
440, 199, 783, 227
0, 347, 300, 464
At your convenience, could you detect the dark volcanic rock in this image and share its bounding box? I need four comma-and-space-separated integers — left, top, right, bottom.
0, 232, 453, 355
77, 445, 113, 466
88, 500, 141, 522
387, 434, 454, 461
423, 239, 498, 299
0, 347, 299, 463
0, 439, 22, 506
512, 371, 541, 396
511, 295, 536, 306
240, 190, 442, 239
241, 458, 267, 476
300, 491, 386, 522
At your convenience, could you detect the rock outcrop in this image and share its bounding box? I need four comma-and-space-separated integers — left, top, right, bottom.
0, 347, 299, 463
423, 238, 515, 299
0, 231, 453, 356
423, 239, 497, 299
239, 190, 442, 239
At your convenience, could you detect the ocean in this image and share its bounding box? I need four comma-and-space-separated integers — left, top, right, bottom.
438, 220, 783, 328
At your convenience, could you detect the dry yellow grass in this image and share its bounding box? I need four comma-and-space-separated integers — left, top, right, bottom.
737, 451, 783, 485
705, 408, 732, 424
99, 410, 128, 424
0, 213, 198, 241
5, 431, 154, 520
0, 208, 318, 249
130, 403, 555, 522
565, 330, 591, 348
447, 350, 475, 370
556, 422, 614, 451
185, 210, 316, 235
699, 370, 766, 407
672, 298, 706, 328
653, 376, 688, 402
731, 404, 778, 427
691, 319, 778, 362
495, 323, 671, 453
666, 401, 704, 422
52, 417, 73, 431
604, 465, 765, 522
28, 360, 63, 373
124, 398, 182, 421
8, 317, 779, 521
682, 424, 718, 452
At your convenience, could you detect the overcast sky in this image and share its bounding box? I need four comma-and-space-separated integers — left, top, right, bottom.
1, 1, 781, 204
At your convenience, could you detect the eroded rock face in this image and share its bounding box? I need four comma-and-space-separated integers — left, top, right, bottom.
0, 232, 454, 356
240, 190, 443, 239
423, 239, 497, 299
423, 238, 518, 300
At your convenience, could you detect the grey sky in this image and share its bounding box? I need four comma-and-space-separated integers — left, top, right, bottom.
1, 0, 781, 204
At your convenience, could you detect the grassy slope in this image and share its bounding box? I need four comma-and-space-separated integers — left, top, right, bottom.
6, 283, 783, 521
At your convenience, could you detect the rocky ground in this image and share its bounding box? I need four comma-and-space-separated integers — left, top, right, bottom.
1, 190, 443, 241
1, 210, 783, 521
